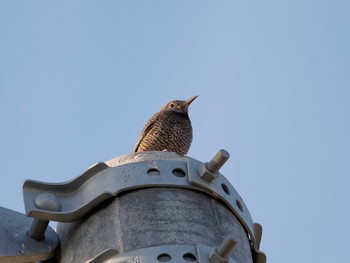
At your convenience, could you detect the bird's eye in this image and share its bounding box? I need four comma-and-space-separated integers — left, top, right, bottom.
169, 103, 175, 108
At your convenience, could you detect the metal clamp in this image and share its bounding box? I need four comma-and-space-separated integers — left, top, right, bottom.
22, 151, 266, 263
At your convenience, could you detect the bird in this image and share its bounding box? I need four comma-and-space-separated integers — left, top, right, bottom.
132, 95, 198, 156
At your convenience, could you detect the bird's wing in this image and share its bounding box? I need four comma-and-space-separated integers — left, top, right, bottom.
132, 117, 156, 152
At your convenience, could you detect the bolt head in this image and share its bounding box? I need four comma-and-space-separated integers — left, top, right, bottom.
34, 193, 61, 211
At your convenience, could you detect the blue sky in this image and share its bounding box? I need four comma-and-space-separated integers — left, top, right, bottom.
0, 1, 349, 262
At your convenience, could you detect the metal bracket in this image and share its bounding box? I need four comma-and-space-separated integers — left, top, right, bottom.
22, 152, 266, 263
87, 244, 238, 263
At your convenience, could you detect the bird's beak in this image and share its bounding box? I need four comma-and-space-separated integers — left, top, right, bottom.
183, 95, 198, 107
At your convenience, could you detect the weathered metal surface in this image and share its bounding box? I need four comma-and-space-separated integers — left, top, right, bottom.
0, 206, 58, 263
57, 188, 252, 263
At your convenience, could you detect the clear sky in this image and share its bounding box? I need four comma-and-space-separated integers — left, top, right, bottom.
0, 1, 349, 262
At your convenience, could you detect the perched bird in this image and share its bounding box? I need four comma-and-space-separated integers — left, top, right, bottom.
133, 96, 198, 155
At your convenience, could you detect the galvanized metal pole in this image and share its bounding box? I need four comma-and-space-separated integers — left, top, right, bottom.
53, 151, 266, 263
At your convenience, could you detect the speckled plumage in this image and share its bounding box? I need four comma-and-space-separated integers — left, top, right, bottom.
133, 96, 197, 156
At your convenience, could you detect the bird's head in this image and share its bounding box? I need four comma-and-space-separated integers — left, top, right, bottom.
161, 95, 198, 114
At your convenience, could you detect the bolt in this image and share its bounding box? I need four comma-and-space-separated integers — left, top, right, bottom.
209, 236, 237, 263
198, 149, 230, 183
216, 236, 237, 258
28, 218, 49, 240
207, 149, 230, 174
28, 193, 61, 240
